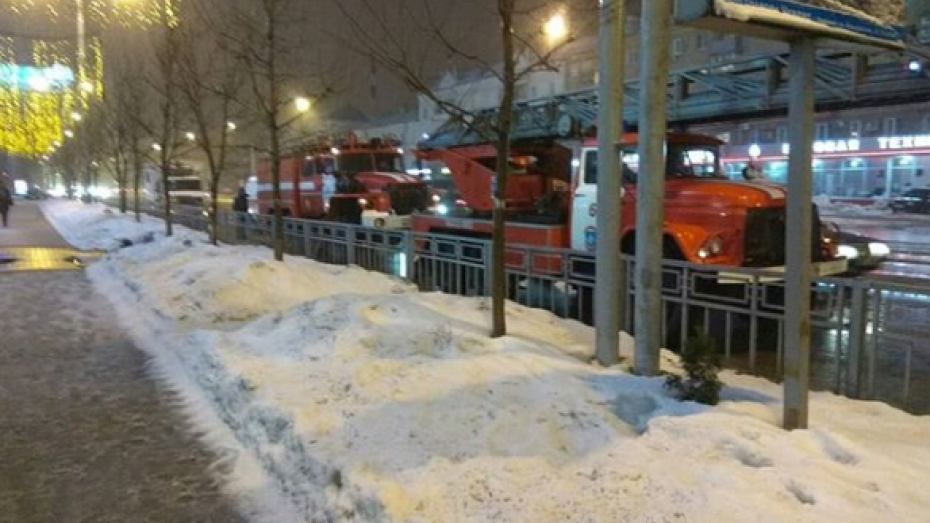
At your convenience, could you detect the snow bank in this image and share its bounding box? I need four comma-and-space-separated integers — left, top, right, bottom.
46, 203, 930, 522
41, 199, 168, 251
814, 195, 891, 216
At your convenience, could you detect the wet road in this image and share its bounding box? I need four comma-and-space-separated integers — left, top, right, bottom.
0, 202, 246, 523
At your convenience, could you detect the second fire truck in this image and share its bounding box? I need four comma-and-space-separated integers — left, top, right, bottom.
257, 134, 430, 228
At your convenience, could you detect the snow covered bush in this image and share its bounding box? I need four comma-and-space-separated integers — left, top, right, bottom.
665, 332, 723, 405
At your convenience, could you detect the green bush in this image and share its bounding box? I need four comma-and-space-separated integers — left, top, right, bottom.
664, 331, 723, 405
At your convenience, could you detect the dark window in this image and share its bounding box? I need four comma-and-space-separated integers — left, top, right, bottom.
301, 159, 316, 177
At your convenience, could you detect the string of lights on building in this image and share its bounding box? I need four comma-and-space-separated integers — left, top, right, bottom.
3, 0, 169, 158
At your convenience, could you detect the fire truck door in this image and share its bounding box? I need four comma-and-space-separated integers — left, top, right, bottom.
571, 148, 599, 252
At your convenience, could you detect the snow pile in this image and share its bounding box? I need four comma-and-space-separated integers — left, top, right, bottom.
46, 203, 930, 522
713, 0, 904, 46
814, 195, 891, 216
41, 199, 168, 251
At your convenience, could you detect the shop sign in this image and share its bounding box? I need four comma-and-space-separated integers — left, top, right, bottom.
877, 136, 930, 150
780, 139, 861, 155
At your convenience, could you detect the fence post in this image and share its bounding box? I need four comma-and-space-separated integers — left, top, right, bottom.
484, 238, 493, 297
404, 230, 416, 282
846, 282, 868, 399
345, 225, 356, 266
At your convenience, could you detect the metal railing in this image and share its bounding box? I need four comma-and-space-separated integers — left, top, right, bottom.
158, 209, 930, 414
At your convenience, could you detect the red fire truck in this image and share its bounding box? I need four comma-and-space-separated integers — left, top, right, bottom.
414, 106, 846, 276
257, 135, 430, 228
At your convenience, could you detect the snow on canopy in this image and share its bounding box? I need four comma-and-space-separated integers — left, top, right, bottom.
795, 0, 903, 24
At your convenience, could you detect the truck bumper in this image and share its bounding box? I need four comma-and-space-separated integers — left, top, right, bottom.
718, 258, 849, 284
361, 211, 411, 229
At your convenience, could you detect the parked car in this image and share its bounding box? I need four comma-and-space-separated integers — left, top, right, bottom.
890, 188, 930, 214
835, 230, 890, 273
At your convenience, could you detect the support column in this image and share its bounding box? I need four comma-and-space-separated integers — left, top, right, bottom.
634, 0, 673, 376
595, 0, 627, 366
784, 38, 815, 431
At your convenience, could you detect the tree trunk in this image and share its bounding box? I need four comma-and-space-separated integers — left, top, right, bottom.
490, 0, 516, 338
270, 124, 284, 261
119, 183, 128, 213
132, 155, 142, 223
161, 152, 174, 237
211, 185, 220, 246
268, 9, 284, 262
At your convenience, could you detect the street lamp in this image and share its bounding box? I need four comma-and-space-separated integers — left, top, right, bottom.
544, 11, 569, 43
185, 131, 196, 142
152, 143, 163, 152
227, 121, 237, 132
294, 96, 312, 113
71, 111, 83, 122
64, 129, 75, 138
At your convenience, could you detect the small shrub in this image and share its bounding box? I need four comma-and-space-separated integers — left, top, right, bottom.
665, 331, 723, 405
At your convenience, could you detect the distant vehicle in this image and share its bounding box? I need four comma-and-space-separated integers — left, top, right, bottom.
144, 163, 207, 211
890, 188, 930, 214
834, 229, 890, 273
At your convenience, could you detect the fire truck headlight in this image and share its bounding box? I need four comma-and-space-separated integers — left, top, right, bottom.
374, 218, 386, 227
838, 245, 860, 260
868, 242, 890, 257
705, 236, 724, 256
437, 203, 449, 216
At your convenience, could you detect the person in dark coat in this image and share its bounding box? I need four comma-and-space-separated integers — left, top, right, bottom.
0, 183, 12, 228
232, 188, 249, 213
232, 188, 249, 241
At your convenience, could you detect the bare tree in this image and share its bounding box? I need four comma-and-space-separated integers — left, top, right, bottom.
220, 0, 335, 261
144, 1, 185, 236
175, 0, 242, 245
334, 0, 587, 337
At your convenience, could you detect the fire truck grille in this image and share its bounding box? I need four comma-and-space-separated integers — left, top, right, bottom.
388, 183, 429, 216
328, 196, 363, 224
743, 206, 825, 267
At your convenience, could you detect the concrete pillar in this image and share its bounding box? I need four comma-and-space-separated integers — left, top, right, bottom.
595, 0, 627, 367
634, 0, 673, 376
784, 38, 816, 431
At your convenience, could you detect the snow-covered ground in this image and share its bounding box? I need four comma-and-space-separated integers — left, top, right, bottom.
41, 200, 167, 251
44, 203, 930, 522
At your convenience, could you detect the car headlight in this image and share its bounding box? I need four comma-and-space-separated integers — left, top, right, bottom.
837, 245, 859, 260
437, 203, 449, 215
868, 242, 890, 257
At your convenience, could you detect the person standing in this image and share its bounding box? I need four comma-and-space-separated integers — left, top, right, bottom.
232, 187, 249, 241
742, 161, 766, 182
0, 182, 13, 228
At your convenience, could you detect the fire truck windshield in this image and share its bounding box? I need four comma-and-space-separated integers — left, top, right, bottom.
583, 144, 722, 184
336, 152, 404, 174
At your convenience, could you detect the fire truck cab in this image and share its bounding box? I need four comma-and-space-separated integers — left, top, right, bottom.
258, 135, 430, 228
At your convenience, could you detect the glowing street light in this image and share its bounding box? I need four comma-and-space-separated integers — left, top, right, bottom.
294, 96, 312, 113
71, 111, 83, 122
80, 80, 94, 94
152, 143, 163, 152
64, 129, 75, 138
226, 121, 237, 131
544, 11, 569, 42
185, 131, 196, 142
